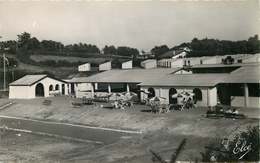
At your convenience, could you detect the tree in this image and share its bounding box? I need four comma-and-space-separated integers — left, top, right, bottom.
27, 37, 40, 50
116, 46, 139, 57
201, 126, 259, 162
17, 32, 31, 50
103, 45, 117, 55
151, 45, 169, 58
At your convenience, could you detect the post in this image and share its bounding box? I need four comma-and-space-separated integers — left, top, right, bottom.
94, 83, 98, 90
108, 84, 111, 93
126, 84, 130, 93
244, 83, 249, 107
91, 83, 95, 97
3, 53, 6, 91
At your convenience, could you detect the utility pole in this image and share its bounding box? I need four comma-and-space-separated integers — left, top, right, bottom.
3, 53, 6, 91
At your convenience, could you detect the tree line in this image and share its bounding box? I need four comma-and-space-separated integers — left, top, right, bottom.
1, 32, 259, 59
150, 35, 260, 58
0, 32, 140, 58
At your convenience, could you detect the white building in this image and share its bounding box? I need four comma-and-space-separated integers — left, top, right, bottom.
223, 64, 260, 108
138, 74, 227, 107
243, 53, 260, 63
183, 57, 209, 66
70, 68, 179, 98
78, 63, 91, 72
121, 60, 132, 69
140, 59, 157, 69
99, 61, 111, 71
9, 75, 68, 99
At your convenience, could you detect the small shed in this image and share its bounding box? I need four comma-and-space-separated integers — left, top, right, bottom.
99, 61, 111, 71
78, 63, 91, 72
140, 59, 157, 69
9, 74, 68, 99
121, 60, 132, 69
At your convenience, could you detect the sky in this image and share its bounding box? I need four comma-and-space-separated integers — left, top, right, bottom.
0, 0, 259, 51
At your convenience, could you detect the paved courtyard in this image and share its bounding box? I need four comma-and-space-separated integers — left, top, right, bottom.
0, 96, 258, 162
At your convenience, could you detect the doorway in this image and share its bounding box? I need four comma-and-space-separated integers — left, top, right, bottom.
35, 83, 44, 97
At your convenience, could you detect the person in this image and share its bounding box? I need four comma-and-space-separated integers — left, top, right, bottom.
226, 108, 233, 113
232, 108, 239, 114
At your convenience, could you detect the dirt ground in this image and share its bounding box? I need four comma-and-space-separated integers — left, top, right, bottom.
0, 130, 102, 162
0, 96, 258, 162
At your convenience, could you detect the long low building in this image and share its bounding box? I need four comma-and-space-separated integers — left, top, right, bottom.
69, 64, 260, 108
68, 68, 181, 98
9, 63, 260, 109
139, 73, 228, 107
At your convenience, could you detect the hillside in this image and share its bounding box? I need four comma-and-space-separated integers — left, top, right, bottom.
0, 53, 134, 90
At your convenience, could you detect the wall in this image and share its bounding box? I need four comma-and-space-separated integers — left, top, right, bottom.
203, 56, 222, 64
141, 60, 157, 69
33, 77, 68, 98
231, 96, 260, 108
122, 61, 133, 69
208, 87, 218, 106
9, 86, 33, 99
243, 54, 260, 63
140, 86, 217, 107
99, 62, 111, 71
78, 63, 91, 72
171, 59, 184, 68
184, 57, 203, 66
74, 83, 93, 98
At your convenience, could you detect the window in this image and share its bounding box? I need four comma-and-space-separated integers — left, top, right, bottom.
230, 84, 244, 96
193, 88, 202, 101
96, 83, 109, 92
55, 84, 59, 90
49, 85, 53, 91
248, 83, 260, 97
148, 87, 155, 98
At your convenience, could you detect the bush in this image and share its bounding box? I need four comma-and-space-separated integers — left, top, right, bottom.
201, 126, 259, 162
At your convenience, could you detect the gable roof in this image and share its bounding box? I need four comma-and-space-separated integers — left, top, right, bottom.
223, 64, 260, 83
139, 73, 228, 87
9, 74, 67, 86
70, 68, 180, 83
141, 59, 157, 64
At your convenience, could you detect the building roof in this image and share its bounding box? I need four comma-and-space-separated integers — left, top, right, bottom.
9, 75, 48, 86
223, 64, 260, 83
78, 63, 90, 66
191, 62, 260, 69
141, 59, 157, 64
71, 68, 180, 83
9, 74, 67, 86
139, 73, 228, 87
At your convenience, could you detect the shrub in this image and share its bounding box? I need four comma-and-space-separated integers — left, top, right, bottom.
201, 126, 259, 162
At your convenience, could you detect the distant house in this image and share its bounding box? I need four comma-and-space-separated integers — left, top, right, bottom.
157, 58, 184, 68
99, 61, 111, 71
140, 59, 157, 69
203, 54, 252, 65
158, 57, 208, 68
78, 63, 91, 72
121, 60, 132, 69
9, 75, 68, 99
158, 47, 191, 59
138, 52, 154, 59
